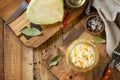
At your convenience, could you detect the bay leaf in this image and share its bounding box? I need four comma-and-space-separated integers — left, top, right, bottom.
49, 54, 63, 67
21, 28, 41, 36
92, 35, 106, 43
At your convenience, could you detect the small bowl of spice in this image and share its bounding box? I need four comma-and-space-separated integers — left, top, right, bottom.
85, 15, 105, 35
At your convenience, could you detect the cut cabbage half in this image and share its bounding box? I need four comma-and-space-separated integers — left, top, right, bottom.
26, 0, 64, 24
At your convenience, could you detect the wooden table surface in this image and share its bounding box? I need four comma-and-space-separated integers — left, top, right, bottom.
0, 0, 120, 80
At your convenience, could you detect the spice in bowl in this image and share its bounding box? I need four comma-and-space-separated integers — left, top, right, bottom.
86, 15, 104, 35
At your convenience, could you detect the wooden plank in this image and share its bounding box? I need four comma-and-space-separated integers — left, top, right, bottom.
1, 0, 120, 80
0, 1, 62, 79
49, 32, 106, 80
11, 6, 86, 48
0, 0, 23, 20
37, 15, 120, 80
33, 48, 59, 80
32, 19, 81, 80
0, 17, 4, 80
1, 0, 87, 48
40, 17, 107, 80
93, 56, 120, 80
4, 22, 33, 80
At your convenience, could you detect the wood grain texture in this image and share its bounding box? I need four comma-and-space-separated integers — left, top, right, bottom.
4, 22, 33, 80
0, 0, 23, 20
34, 15, 120, 80
0, 0, 120, 80
0, 17, 4, 80
33, 48, 59, 80
0, 16, 119, 80
1, 0, 87, 48
93, 56, 120, 80
1, 18, 59, 80
40, 17, 107, 80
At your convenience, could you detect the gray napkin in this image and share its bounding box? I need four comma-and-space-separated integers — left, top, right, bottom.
92, 0, 120, 57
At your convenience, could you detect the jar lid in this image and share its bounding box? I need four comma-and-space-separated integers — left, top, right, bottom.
65, 0, 86, 8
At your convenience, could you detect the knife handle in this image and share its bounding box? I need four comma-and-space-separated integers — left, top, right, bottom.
102, 67, 113, 80
25, 0, 31, 3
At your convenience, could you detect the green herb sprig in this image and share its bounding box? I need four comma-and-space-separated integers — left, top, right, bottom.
92, 35, 106, 43
21, 27, 41, 36
49, 54, 63, 67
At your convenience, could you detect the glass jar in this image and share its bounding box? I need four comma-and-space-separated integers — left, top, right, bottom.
65, 0, 86, 8
65, 39, 99, 72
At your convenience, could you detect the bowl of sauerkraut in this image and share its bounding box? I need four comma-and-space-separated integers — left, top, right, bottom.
66, 39, 99, 72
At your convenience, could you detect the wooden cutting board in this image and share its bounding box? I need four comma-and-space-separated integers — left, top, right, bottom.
1, 0, 87, 48
41, 17, 107, 80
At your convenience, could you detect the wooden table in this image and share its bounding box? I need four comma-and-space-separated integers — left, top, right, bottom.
0, 0, 120, 80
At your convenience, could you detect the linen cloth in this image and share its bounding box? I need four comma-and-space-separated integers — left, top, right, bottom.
92, 0, 120, 57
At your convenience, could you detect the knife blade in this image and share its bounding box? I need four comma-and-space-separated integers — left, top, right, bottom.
85, 0, 92, 15
5, 0, 31, 25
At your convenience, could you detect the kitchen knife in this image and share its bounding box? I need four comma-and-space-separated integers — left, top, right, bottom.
102, 60, 115, 80
102, 42, 120, 80
5, 0, 31, 25
85, 0, 92, 15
